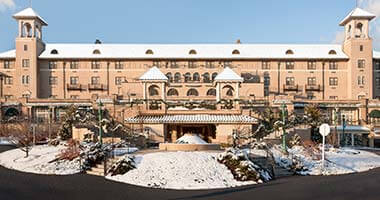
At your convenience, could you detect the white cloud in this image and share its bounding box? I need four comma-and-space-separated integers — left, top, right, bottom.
332, 31, 345, 44
0, 0, 15, 11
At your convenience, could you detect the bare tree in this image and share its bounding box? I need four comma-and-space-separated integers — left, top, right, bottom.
4, 122, 34, 157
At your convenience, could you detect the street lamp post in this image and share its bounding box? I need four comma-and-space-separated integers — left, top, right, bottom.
98, 101, 103, 146
281, 103, 287, 152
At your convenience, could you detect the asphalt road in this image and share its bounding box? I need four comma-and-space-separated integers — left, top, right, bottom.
1, 145, 380, 200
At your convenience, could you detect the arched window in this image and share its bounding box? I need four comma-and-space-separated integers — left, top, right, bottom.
93, 49, 101, 55
223, 85, 234, 97
174, 72, 181, 83
328, 50, 337, 55
232, 49, 240, 55
148, 85, 160, 96
22, 23, 32, 38
189, 49, 197, 55
212, 72, 218, 81
145, 49, 154, 55
167, 89, 179, 96
207, 89, 216, 96
184, 72, 191, 82
50, 49, 59, 55
203, 72, 210, 83
285, 50, 294, 55
166, 72, 173, 82
193, 72, 200, 82
187, 89, 199, 96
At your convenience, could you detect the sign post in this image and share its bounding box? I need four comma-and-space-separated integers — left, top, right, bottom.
319, 123, 331, 171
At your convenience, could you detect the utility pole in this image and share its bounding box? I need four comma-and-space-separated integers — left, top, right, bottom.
98, 100, 103, 146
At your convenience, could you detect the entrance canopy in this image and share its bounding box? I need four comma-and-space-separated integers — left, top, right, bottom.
331, 125, 370, 133
125, 114, 257, 124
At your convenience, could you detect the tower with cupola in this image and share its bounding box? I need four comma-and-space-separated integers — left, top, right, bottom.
341, 7, 375, 99
13, 7, 47, 99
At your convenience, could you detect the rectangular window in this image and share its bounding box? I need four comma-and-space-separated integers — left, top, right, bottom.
4, 95, 13, 99
91, 76, 100, 85
205, 61, 215, 68
153, 61, 160, 68
307, 92, 315, 100
286, 77, 295, 86
264, 77, 270, 85
170, 61, 178, 68
307, 61, 316, 70
70, 61, 79, 69
376, 77, 380, 86
24, 45, 28, 51
115, 77, 126, 85
223, 61, 232, 67
22, 59, 30, 68
375, 61, 380, 70
115, 61, 124, 69
307, 77, 316, 86
188, 61, 197, 68
3, 60, 10, 69
358, 76, 365, 85
91, 61, 100, 69
286, 61, 294, 70
49, 61, 57, 69
4, 76, 13, 85
360, 45, 364, 52
329, 96, 338, 100
49, 76, 57, 85
358, 59, 365, 68
70, 77, 79, 85
329, 62, 338, 70
22, 75, 29, 85
329, 77, 338, 86
262, 61, 270, 69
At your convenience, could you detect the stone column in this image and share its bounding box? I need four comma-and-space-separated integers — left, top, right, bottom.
235, 82, 240, 99
161, 82, 166, 101
216, 82, 221, 101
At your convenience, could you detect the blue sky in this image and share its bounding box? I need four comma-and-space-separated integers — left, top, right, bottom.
0, 0, 376, 52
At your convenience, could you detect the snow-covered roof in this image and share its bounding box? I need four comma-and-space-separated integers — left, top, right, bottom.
374, 51, 380, 59
0, 50, 16, 59
215, 67, 243, 82
139, 66, 168, 81
340, 7, 376, 26
125, 114, 257, 124
13, 7, 48, 25
36, 43, 348, 60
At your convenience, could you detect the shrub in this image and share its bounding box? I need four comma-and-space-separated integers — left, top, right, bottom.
59, 139, 80, 161
107, 155, 136, 176
289, 134, 302, 148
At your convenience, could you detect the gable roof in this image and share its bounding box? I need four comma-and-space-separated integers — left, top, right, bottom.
374, 51, 380, 59
139, 66, 168, 81
215, 67, 243, 82
340, 7, 376, 26
0, 50, 16, 59
13, 7, 48, 25
38, 43, 349, 60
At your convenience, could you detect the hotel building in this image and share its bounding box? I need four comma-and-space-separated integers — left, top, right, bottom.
1, 7, 380, 146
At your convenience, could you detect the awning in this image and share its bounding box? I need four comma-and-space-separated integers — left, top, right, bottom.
125, 114, 257, 124
331, 125, 370, 133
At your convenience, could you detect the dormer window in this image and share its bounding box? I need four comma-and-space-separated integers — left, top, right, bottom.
328, 50, 337, 55
50, 49, 58, 55
189, 49, 197, 55
285, 50, 294, 55
145, 49, 154, 55
232, 49, 240, 55
93, 49, 101, 55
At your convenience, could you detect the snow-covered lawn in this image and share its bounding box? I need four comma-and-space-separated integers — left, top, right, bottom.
107, 151, 258, 190
0, 144, 80, 175
272, 145, 380, 176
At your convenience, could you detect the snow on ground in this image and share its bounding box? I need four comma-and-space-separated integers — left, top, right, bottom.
0, 144, 80, 175
176, 134, 208, 144
107, 151, 257, 190
272, 145, 380, 176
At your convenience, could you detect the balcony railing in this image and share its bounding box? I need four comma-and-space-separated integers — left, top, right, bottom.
283, 84, 300, 92
88, 84, 108, 91
67, 84, 83, 91
305, 84, 322, 92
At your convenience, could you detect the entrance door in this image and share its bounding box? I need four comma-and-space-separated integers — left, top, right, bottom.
165, 124, 216, 143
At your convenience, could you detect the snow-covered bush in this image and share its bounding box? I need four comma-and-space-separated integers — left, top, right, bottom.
251, 142, 269, 150
107, 155, 136, 176
217, 148, 272, 182
80, 143, 106, 171
289, 134, 302, 148
58, 139, 80, 161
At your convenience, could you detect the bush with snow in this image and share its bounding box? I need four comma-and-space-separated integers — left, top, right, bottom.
107, 155, 136, 176
176, 134, 208, 144
80, 143, 106, 171
288, 134, 302, 148
217, 148, 272, 182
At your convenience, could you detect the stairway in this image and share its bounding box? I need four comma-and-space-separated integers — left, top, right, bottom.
250, 155, 294, 179
86, 157, 121, 176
